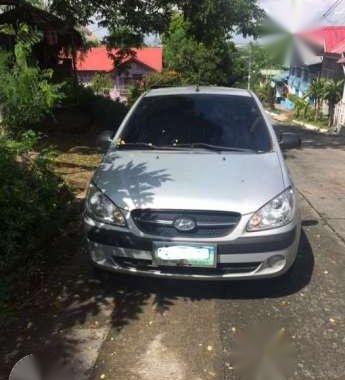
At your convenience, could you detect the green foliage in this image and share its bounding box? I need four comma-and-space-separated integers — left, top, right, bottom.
288, 94, 310, 118
304, 78, 327, 120
127, 84, 144, 107
50, 0, 263, 47
145, 70, 183, 88
90, 73, 113, 96
0, 25, 64, 134
176, 0, 264, 43
241, 38, 289, 89
63, 84, 128, 130
127, 70, 183, 106
163, 15, 245, 86
255, 83, 275, 109
105, 26, 144, 49
302, 78, 344, 126
0, 131, 72, 315
323, 79, 344, 126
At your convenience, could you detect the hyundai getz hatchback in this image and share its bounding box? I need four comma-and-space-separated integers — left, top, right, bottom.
84, 87, 302, 280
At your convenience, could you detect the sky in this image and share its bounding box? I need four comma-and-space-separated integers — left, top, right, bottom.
261, 0, 345, 32
89, 0, 345, 41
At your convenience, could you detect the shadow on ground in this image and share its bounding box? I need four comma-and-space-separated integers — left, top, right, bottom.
0, 226, 314, 379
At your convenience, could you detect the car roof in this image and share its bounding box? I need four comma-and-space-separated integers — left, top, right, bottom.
145, 86, 252, 98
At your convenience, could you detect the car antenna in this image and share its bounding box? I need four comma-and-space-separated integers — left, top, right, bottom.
196, 71, 201, 92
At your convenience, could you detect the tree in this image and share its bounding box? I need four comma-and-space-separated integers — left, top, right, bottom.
241, 37, 289, 89
163, 15, 246, 86
289, 94, 310, 118
50, 0, 264, 47
305, 78, 326, 121
0, 24, 63, 133
48, 0, 263, 86
90, 73, 113, 96
175, 0, 264, 43
323, 79, 344, 127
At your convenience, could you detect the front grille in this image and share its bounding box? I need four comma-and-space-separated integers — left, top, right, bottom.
112, 257, 260, 275
131, 209, 241, 238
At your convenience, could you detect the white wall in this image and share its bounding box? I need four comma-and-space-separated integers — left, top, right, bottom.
77, 62, 154, 101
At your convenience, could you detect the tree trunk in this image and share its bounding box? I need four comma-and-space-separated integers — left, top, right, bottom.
316, 99, 322, 121
314, 100, 318, 120
328, 102, 335, 127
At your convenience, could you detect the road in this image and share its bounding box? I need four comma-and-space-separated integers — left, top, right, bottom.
1, 125, 345, 380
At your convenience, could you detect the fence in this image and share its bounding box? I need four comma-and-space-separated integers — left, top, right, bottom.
334, 100, 345, 133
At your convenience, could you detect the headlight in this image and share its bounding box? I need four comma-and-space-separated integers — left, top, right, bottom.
86, 184, 127, 227
247, 188, 295, 232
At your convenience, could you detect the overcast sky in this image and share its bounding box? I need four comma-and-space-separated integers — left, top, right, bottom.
89, 0, 345, 41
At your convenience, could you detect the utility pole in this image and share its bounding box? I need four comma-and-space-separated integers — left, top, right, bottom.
248, 43, 252, 91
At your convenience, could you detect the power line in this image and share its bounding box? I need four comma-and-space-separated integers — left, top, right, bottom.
322, 0, 344, 19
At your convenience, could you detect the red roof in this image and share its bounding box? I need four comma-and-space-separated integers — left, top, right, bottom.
75, 47, 163, 72
333, 40, 345, 54
298, 26, 345, 54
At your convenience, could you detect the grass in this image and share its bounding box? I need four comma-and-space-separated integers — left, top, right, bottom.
293, 114, 329, 130
53, 149, 102, 196
0, 130, 103, 325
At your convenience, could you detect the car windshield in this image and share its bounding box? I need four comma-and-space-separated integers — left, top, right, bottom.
119, 94, 272, 152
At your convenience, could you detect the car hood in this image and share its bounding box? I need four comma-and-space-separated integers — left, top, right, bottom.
93, 150, 285, 214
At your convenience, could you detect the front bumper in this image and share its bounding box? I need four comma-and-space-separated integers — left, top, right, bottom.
84, 218, 301, 280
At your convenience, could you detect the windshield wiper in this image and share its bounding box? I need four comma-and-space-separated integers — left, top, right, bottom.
116, 143, 157, 150
174, 143, 256, 153
116, 142, 257, 153
116, 143, 187, 151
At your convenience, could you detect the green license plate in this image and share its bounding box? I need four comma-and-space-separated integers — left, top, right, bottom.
153, 242, 217, 268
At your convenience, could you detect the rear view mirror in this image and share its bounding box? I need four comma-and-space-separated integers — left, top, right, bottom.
278, 132, 301, 150
97, 130, 115, 149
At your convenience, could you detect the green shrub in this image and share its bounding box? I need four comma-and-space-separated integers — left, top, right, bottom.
0, 131, 73, 316
0, 25, 64, 134
127, 71, 183, 106
144, 70, 183, 88
90, 73, 113, 96
254, 83, 275, 109
63, 84, 129, 130
127, 83, 143, 107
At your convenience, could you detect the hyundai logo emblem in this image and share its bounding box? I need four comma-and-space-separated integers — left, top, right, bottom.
174, 217, 196, 232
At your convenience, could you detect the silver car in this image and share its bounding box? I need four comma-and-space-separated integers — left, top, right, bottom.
84, 86, 302, 280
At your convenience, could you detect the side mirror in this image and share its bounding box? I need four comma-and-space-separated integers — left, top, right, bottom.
97, 130, 115, 149
278, 132, 302, 150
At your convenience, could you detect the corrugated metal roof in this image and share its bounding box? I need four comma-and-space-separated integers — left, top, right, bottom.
75, 47, 163, 72
298, 26, 345, 54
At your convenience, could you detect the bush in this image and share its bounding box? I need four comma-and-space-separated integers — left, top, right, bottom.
62, 84, 129, 131
0, 131, 73, 316
144, 70, 183, 88
0, 26, 64, 134
254, 83, 275, 109
127, 71, 183, 106
90, 73, 113, 96
79, 87, 129, 130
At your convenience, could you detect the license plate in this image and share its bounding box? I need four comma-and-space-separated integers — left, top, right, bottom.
153, 242, 217, 268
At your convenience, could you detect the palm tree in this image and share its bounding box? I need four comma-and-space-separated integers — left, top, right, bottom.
289, 94, 309, 118
305, 78, 326, 120
323, 79, 344, 127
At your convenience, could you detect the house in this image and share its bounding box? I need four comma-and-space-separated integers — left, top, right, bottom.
74, 47, 163, 101
288, 26, 345, 98
334, 51, 345, 131
0, 1, 83, 73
